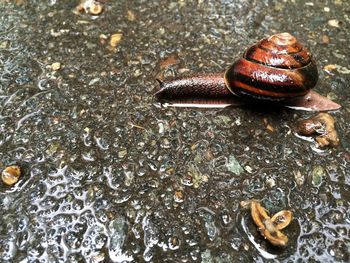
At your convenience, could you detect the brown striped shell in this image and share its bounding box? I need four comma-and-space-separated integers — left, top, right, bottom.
224, 33, 318, 101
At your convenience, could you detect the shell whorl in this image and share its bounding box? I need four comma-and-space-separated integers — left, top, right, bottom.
225, 32, 318, 101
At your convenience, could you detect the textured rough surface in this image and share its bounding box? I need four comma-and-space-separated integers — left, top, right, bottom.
0, 0, 349, 262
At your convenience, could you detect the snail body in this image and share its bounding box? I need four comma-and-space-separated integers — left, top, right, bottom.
155, 33, 340, 111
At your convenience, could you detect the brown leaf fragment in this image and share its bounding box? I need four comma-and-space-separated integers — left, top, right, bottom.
295, 113, 339, 147
271, 210, 293, 230
159, 54, 179, 69
251, 201, 270, 230
262, 225, 289, 247
249, 200, 292, 247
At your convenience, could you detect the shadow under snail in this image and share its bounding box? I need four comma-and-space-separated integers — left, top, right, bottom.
155, 32, 341, 111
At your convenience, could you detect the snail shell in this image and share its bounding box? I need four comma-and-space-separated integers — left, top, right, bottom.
224, 32, 318, 101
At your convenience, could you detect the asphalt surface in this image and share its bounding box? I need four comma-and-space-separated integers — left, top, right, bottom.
0, 1, 349, 262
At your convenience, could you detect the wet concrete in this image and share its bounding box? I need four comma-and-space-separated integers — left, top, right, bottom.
0, 0, 349, 262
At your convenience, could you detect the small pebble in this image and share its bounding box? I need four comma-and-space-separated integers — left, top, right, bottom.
174, 190, 184, 203
127, 10, 136, 21
89, 2, 103, 15
2, 165, 21, 186
311, 165, 326, 187
336, 65, 350, 74
110, 33, 123, 48
266, 178, 276, 188
168, 236, 180, 250
0, 40, 9, 49
324, 64, 337, 72
294, 170, 305, 186
226, 155, 244, 176
178, 68, 190, 74
75, 0, 104, 16
266, 124, 275, 133
118, 149, 127, 158
322, 35, 330, 44
51, 62, 61, 71
74, 3, 85, 14
328, 19, 340, 28
99, 34, 108, 44
245, 165, 253, 174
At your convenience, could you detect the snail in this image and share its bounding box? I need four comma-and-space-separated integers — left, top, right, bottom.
155, 33, 341, 111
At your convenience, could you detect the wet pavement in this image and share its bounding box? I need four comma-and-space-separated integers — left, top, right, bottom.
0, 0, 350, 262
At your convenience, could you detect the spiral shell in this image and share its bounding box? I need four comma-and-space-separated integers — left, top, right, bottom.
224, 32, 318, 101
